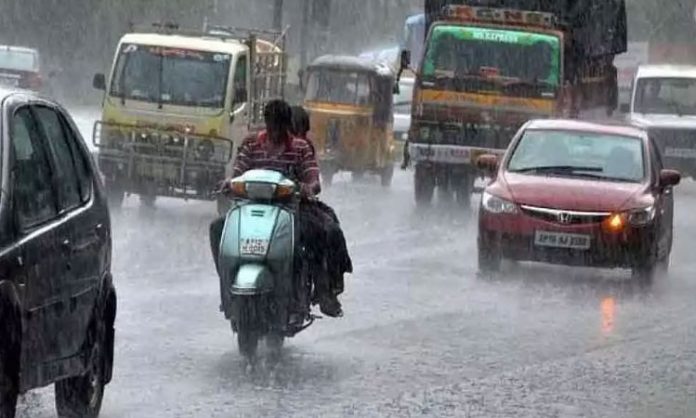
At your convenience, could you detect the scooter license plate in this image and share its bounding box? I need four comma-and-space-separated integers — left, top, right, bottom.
241, 238, 269, 256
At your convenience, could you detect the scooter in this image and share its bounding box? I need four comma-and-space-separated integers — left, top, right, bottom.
217, 169, 315, 360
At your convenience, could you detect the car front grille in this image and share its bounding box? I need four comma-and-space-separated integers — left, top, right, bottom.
520, 205, 610, 226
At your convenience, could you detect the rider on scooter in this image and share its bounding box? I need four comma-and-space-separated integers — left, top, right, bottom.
210, 99, 348, 317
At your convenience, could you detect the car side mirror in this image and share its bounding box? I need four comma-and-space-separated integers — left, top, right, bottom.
659, 169, 681, 188
476, 154, 499, 176
620, 103, 630, 113
400, 50, 411, 71
92, 73, 106, 91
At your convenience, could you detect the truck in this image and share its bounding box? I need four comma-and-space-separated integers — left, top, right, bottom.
92, 23, 287, 208
401, 0, 627, 207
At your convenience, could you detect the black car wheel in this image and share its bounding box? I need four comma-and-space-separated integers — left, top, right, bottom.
632, 262, 656, 287
478, 235, 501, 277
55, 317, 107, 418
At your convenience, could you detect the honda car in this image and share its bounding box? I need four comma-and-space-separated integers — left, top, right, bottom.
476, 119, 681, 284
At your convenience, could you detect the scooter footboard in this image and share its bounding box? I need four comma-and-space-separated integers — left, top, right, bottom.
232, 264, 274, 295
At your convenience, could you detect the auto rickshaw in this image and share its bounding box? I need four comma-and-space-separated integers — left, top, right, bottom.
302, 55, 396, 186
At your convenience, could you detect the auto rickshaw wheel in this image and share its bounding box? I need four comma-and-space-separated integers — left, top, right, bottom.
414, 164, 434, 206
380, 164, 394, 187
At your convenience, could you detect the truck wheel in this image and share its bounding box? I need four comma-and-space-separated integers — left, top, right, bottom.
0, 299, 19, 418
55, 317, 107, 418
380, 164, 394, 187
414, 165, 434, 206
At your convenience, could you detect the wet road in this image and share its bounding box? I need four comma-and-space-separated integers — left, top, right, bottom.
16, 112, 696, 417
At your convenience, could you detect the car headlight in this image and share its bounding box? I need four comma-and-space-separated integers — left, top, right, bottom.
481, 191, 518, 214
626, 206, 656, 226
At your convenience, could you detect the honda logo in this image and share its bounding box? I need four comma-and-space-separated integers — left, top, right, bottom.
557, 212, 572, 224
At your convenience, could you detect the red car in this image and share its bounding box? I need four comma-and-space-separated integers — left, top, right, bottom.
0, 45, 43, 91
476, 119, 681, 284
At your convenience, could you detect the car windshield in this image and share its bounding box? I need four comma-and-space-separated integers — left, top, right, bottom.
421, 25, 561, 98
634, 77, 696, 115
305, 69, 372, 105
109, 43, 231, 108
508, 129, 646, 182
0, 49, 37, 71
394, 80, 414, 114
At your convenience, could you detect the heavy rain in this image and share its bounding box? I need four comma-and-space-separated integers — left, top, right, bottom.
1, 0, 696, 417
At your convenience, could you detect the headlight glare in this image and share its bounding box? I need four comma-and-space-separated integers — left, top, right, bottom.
627, 206, 656, 226
481, 191, 517, 214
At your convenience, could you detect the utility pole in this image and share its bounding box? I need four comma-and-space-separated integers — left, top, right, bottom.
273, 0, 283, 31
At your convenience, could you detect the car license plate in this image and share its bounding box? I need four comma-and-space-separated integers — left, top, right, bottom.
240, 238, 269, 256
664, 147, 696, 159
534, 231, 591, 250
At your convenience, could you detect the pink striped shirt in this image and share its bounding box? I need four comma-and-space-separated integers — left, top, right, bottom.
232, 130, 321, 195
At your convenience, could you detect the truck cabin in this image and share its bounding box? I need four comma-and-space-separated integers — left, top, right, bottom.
417, 5, 563, 100
304, 55, 395, 124
629, 66, 696, 117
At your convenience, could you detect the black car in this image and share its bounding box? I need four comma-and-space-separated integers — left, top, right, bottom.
0, 88, 116, 418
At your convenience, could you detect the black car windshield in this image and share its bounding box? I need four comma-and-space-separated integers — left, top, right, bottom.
634, 77, 696, 116
0, 49, 37, 71
508, 130, 646, 182
421, 25, 560, 98
109, 43, 231, 108
305, 69, 372, 105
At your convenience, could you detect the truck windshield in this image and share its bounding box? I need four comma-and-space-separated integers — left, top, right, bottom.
634, 77, 696, 116
0, 49, 37, 72
109, 43, 231, 108
305, 70, 372, 105
422, 25, 561, 97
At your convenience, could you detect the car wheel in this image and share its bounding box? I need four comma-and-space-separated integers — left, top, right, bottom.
414, 165, 434, 206
55, 318, 106, 418
0, 300, 19, 418
632, 262, 656, 287
478, 236, 501, 277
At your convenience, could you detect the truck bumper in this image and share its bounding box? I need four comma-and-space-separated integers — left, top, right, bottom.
408, 143, 505, 166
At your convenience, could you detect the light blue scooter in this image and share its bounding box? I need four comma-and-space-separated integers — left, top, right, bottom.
217, 169, 315, 359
